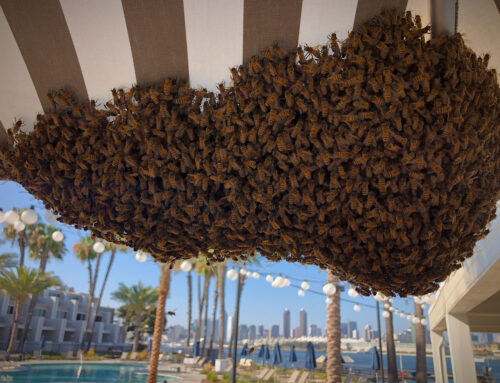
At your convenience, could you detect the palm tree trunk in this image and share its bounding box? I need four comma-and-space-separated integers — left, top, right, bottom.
186, 271, 192, 351
80, 256, 98, 351
147, 265, 172, 383
326, 271, 341, 383
18, 235, 25, 267
17, 248, 49, 352
385, 309, 398, 383
227, 274, 244, 360
201, 275, 210, 355
7, 301, 21, 355
87, 249, 116, 351
207, 274, 219, 359
195, 273, 202, 342
217, 264, 226, 359
415, 302, 427, 383
132, 313, 142, 353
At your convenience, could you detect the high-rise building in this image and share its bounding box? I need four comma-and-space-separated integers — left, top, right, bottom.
299, 309, 307, 338
258, 324, 264, 338
227, 316, 233, 341
271, 325, 280, 338
309, 324, 320, 337
239, 324, 249, 340
283, 309, 291, 338
364, 324, 372, 341
352, 329, 358, 339
249, 325, 256, 341
348, 321, 358, 338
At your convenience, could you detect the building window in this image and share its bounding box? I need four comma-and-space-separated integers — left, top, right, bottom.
48, 292, 60, 298
7, 306, 13, 314
56, 311, 68, 319
76, 313, 86, 321
95, 315, 103, 322
33, 308, 47, 317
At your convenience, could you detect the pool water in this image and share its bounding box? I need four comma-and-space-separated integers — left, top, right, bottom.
0, 363, 179, 382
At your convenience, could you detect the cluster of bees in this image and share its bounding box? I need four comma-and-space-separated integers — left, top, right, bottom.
1, 10, 499, 296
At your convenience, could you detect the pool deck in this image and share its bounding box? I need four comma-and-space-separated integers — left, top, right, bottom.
0, 359, 206, 382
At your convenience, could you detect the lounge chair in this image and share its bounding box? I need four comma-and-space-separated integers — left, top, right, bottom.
195, 357, 206, 367
262, 369, 275, 381
254, 368, 270, 380
129, 352, 138, 361
9, 354, 22, 361
120, 352, 128, 360
287, 370, 301, 383
297, 371, 310, 383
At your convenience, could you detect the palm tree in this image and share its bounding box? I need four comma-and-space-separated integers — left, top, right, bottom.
2, 208, 35, 267
326, 271, 341, 383
112, 282, 157, 353
86, 242, 127, 350
201, 271, 212, 354
146, 264, 172, 383
227, 271, 245, 359
217, 263, 227, 359
0, 267, 59, 354
385, 304, 398, 383
207, 265, 219, 358
414, 301, 427, 382
0, 252, 17, 269
194, 258, 210, 345
17, 223, 65, 352
73, 236, 101, 351
186, 269, 192, 350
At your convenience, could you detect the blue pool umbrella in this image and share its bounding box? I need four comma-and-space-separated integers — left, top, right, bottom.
263, 344, 271, 363
257, 344, 265, 359
369, 347, 381, 371
272, 343, 282, 366
304, 342, 316, 371
289, 344, 297, 363
40, 336, 46, 350
240, 343, 249, 356
192, 340, 201, 357
147, 338, 152, 352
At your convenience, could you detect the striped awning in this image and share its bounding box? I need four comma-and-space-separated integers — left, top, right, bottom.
1, 0, 499, 146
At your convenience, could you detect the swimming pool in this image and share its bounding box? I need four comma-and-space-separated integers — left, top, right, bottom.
0, 363, 179, 382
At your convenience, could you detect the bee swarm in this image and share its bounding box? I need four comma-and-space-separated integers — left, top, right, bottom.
1, 10, 499, 296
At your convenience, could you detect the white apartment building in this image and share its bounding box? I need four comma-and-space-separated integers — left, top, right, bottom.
0, 287, 126, 353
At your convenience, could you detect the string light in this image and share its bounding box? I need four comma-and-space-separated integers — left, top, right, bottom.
135, 251, 147, 263
348, 288, 358, 298
353, 304, 361, 312
298, 289, 305, 297
382, 310, 390, 318
51, 230, 64, 242
322, 283, 336, 295
325, 297, 333, 305
180, 260, 192, 272
266, 274, 273, 282
227, 268, 238, 280
301, 281, 310, 290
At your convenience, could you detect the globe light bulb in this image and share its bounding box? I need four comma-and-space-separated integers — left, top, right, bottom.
374, 292, 386, 301
227, 269, 238, 280
239, 268, 246, 275
348, 288, 358, 298
14, 221, 25, 231
52, 230, 64, 242
353, 304, 361, 312
420, 318, 428, 326
21, 207, 38, 225
382, 310, 390, 318
135, 251, 147, 263
298, 289, 305, 296
266, 274, 273, 282
412, 317, 420, 324
180, 260, 192, 272
400, 313, 405, 318
274, 276, 284, 287
389, 307, 395, 312
384, 303, 390, 309
301, 281, 310, 290
93, 242, 105, 253
5, 210, 19, 225
246, 271, 252, 278
322, 283, 336, 295
283, 278, 290, 287
407, 315, 413, 321
325, 297, 333, 305
252, 272, 259, 279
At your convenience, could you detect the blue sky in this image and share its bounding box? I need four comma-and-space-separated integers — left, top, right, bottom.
0, 180, 424, 335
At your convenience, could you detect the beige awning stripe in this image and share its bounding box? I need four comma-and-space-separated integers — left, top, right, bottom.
122, 0, 190, 85
0, 0, 88, 112
243, 0, 303, 64
353, 0, 408, 28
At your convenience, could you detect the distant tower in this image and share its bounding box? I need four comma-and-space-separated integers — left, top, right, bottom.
299, 309, 307, 338
283, 309, 291, 338
227, 316, 233, 341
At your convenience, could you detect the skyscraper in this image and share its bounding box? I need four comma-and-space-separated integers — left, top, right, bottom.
364, 324, 372, 341
283, 309, 291, 338
239, 324, 249, 340
299, 309, 307, 338
258, 324, 264, 338
271, 325, 280, 338
341, 323, 348, 338
249, 325, 256, 341
348, 321, 358, 338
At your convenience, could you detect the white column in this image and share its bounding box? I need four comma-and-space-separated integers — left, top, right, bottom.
430, 330, 448, 383
445, 314, 477, 383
